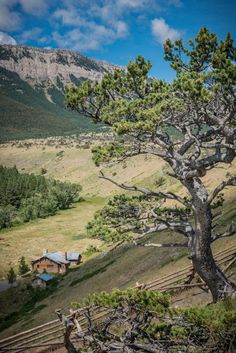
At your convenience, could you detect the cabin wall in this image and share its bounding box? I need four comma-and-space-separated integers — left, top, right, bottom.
32, 258, 68, 273
32, 279, 46, 289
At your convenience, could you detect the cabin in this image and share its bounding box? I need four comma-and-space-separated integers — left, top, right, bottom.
65, 252, 82, 265
32, 273, 55, 289
31, 250, 82, 273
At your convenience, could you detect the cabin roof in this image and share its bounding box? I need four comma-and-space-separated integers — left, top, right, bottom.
66, 252, 81, 261
32, 252, 69, 265
46, 252, 70, 264
38, 273, 54, 282
32, 251, 81, 265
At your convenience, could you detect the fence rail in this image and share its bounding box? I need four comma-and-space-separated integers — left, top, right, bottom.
0, 245, 235, 353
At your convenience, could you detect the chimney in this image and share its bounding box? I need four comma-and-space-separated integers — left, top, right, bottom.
65, 252, 67, 261
43, 249, 48, 255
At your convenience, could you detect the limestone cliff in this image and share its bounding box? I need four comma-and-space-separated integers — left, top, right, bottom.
0, 44, 118, 91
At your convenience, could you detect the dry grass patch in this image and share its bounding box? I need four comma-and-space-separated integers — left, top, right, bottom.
0, 198, 106, 277
0, 144, 163, 197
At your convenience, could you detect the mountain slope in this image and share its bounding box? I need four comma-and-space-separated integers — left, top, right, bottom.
0, 45, 118, 141
0, 67, 103, 141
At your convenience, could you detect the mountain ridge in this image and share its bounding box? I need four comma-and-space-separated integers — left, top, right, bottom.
0, 44, 120, 141
0, 44, 120, 86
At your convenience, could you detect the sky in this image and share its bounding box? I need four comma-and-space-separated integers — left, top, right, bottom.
0, 0, 235, 80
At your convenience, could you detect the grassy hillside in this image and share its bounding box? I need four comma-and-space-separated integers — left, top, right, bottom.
0, 227, 235, 338
0, 143, 165, 276
0, 141, 234, 198
0, 67, 104, 141
0, 198, 105, 277
0, 139, 235, 337
0, 143, 165, 197
0, 141, 235, 276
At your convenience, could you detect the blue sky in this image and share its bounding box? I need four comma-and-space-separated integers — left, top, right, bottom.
0, 0, 235, 80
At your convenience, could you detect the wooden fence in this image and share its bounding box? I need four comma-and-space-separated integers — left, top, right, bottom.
0, 245, 235, 353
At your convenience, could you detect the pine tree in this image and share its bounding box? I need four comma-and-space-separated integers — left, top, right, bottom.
18, 256, 30, 275
7, 267, 16, 286
66, 28, 236, 302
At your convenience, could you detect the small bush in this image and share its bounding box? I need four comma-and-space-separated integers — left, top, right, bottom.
83, 245, 99, 257
41, 167, 47, 175
18, 256, 30, 275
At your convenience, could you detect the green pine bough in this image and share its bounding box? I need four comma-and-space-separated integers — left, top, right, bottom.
67, 288, 236, 352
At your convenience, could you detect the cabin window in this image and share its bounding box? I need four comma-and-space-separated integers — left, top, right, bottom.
47, 265, 54, 269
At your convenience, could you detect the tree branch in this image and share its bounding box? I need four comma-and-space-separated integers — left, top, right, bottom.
99, 172, 192, 208
211, 228, 236, 243
178, 138, 195, 156
133, 221, 194, 243
209, 176, 236, 204
141, 242, 188, 248
201, 142, 236, 150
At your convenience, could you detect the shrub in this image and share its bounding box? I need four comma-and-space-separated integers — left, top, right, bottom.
18, 256, 30, 275
72, 289, 236, 352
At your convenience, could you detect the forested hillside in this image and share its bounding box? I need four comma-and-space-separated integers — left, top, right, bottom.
0, 165, 81, 229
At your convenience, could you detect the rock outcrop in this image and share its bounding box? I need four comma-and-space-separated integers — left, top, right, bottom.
0, 44, 119, 91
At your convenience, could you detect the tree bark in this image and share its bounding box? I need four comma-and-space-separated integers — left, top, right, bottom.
185, 178, 236, 302
64, 325, 78, 353
55, 310, 79, 353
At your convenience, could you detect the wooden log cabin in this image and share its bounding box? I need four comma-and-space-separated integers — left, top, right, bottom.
32, 250, 81, 273
32, 273, 55, 288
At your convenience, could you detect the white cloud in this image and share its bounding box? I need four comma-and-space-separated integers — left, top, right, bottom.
52, 1, 182, 52
113, 21, 128, 37
0, 0, 48, 31
53, 3, 129, 51
53, 19, 128, 51
38, 36, 50, 44
19, 28, 43, 43
91, 0, 149, 24
53, 7, 86, 26
116, 0, 147, 9
151, 18, 180, 44
0, 31, 17, 45
0, 1, 21, 31
19, 0, 48, 16
0, 0, 183, 51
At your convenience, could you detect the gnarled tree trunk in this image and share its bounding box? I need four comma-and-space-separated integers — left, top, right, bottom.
186, 178, 235, 302
55, 309, 79, 353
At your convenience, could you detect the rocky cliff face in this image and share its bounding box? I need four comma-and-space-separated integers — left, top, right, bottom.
0, 45, 118, 140
0, 44, 118, 91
